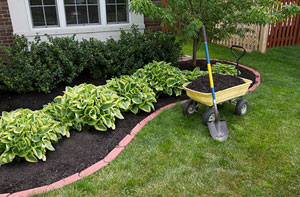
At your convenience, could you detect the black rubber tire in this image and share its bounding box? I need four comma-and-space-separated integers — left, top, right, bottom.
235, 99, 249, 115
182, 99, 197, 115
202, 108, 216, 125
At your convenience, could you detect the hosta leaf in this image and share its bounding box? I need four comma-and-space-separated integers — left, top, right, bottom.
43, 140, 55, 151
132, 97, 143, 105
33, 147, 42, 160
73, 122, 82, 131
119, 100, 131, 110
25, 152, 38, 163
102, 115, 112, 128
94, 121, 107, 131
166, 78, 177, 87
101, 102, 115, 111
140, 104, 151, 113
49, 133, 58, 142
113, 108, 124, 119
130, 105, 139, 114
53, 96, 63, 104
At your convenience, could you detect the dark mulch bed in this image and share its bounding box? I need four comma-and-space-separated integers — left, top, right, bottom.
187, 74, 245, 93
0, 59, 255, 194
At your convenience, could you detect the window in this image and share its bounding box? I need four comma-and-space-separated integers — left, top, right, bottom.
106, 0, 128, 24
64, 0, 101, 25
29, 0, 59, 27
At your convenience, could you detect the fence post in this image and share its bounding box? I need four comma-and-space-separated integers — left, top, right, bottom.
259, 24, 269, 53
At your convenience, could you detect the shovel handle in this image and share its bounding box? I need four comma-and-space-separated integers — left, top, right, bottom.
202, 25, 220, 121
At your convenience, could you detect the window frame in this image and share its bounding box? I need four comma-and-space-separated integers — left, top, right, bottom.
26, 0, 131, 30
28, 0, 60, 28
106, 0, 129, 24
64, 0, 102, 26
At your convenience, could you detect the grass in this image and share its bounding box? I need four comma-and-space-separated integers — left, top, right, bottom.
36, 42, 300, 196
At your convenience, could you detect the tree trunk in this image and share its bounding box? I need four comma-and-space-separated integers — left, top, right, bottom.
192, 37, 198, 67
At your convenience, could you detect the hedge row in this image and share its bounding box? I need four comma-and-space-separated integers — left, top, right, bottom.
0, 26, 182, 93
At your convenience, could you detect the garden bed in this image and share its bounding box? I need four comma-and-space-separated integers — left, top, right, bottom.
0, 60, 258, 194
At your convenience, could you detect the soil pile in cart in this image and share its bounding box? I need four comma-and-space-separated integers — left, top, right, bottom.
187, 74, 245, 93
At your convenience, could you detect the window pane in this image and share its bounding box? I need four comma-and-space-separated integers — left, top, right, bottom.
64, 0, 74, 4
31, 7, 45, 26
106, 0, 115, 4
30, 0, 42, 5
77, 6, 88, 24
117, 5, 127, 22
43, 0, 56, 5
117, 0, 126, 3
88, 6, 99, 23
88, 0, 98, 4
65, 6, 77, 24
44, 7, 58, 25
106, 5, 116, 23
76, 0, 87, 4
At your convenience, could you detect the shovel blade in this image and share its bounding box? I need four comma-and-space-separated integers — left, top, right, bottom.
207, 120, 228, 141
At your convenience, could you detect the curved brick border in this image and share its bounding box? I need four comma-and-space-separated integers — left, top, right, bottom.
1, 63, 260, 197
1, 101, 185, 197
179, 58, 261, 93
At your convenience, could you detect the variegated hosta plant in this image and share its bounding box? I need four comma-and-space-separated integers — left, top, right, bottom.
105, 75, 157, 114
43, 84, 124, 132
0, 109, 70, 166
133, 61, 207, 96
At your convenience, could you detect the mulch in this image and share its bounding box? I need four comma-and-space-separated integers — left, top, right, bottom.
187, 74, 245, 93
0, 59, 255, 194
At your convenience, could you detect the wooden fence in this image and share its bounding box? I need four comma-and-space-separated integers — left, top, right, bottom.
214, 24, 269, 53
267, 0, 300, 49
213, 0, 300, 53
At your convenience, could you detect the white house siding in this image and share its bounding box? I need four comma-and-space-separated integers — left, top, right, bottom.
7, 0, 145, 41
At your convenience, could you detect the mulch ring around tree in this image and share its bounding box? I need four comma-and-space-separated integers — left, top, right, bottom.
187, 74, 245, 93
0, 59, 256, 194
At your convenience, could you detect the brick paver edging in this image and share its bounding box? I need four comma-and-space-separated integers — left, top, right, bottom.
1, 101, 186, 197
1, 63, 260, 197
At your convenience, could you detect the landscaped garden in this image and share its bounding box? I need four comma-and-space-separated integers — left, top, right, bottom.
1, 0, 300, 195
0, 30, 299, 195
34, 42, 300, 196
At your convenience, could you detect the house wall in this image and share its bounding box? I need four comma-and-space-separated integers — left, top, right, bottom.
144, 0, 162, 32
0, 0, 13, 47
6, 0, 145, 42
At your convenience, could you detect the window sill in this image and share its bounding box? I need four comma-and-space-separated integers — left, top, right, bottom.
15, 23, 145, 38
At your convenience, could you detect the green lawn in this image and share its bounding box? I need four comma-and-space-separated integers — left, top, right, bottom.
36, 43, 300, 196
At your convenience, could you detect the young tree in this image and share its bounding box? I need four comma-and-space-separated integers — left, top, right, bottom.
130, 0, 300, 66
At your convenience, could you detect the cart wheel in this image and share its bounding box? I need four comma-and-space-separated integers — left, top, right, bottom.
202, 108, 216, 125
182, 99, 197, 115
235, 99, 248, 115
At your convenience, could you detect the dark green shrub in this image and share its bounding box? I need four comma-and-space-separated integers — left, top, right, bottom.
0, 35, 85, 93
0, 26, 182, 93
87, 25, 182, 78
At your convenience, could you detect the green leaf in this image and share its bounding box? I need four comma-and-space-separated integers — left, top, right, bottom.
95, 121, 107, 131
101, 102, 115, 111
140, 104, 151, 113
132, 97, 143, 105
130, 105, 139, 114
43, 140, 55, 151
25, 152, 38, 163
33, 147, 42, 160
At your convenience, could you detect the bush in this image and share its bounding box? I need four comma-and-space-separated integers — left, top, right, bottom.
0, 35, 85, 93
0, 26, 182, 93
86, 25, 182, 78
0, 109, 70, 165
133, 61, 207, 96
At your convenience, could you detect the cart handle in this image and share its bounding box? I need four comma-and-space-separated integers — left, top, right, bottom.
230, 45, 246, 76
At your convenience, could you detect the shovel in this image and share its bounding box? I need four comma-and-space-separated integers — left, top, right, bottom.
201, 25, 228, 141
